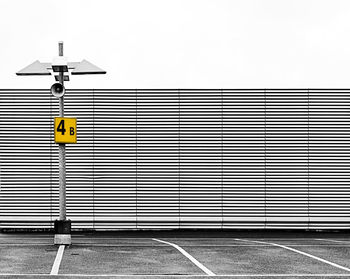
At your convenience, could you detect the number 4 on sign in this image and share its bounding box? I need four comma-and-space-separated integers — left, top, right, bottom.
54, 117, 77, 144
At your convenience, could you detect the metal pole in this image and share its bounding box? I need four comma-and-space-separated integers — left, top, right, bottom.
58, 41, 66, 221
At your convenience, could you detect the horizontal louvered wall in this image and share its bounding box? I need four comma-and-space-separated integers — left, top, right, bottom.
0, 89, 349, 230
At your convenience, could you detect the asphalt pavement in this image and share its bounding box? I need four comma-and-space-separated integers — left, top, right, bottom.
1, 231, 350, 278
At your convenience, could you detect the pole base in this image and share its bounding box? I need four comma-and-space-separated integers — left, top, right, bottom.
54, 219, 71, 234
54, 219, 71, 245
54, 234, 71, 245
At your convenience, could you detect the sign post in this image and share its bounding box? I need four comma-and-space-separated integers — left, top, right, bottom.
55, 41, 70, 245
16, 41, 106, 245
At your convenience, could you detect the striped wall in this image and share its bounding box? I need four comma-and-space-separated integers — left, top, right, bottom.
0, 89, 349, 230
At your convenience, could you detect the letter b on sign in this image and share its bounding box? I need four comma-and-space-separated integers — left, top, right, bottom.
54, 117, 77, 144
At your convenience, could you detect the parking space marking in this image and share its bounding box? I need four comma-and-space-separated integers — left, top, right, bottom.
3, 273, 350, 277
0, 239, 52, 241
0, 244, 50, 246
0, 236, 84, 239
235, 238, 350, 273
315, 238, 350, 244
69, 243, 350, 247
69, 237, 190, 241
153, 238, 216, 276
50, 245, 65, 275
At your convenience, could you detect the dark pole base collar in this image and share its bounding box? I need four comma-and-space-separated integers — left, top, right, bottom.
54, 219, 71, 234
54, 219, 71, 245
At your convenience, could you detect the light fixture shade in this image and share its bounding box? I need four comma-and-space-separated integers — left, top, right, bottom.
71, 59, 106, 75
16, 60, 51, 76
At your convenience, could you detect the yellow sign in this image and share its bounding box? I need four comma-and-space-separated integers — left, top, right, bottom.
54, 117, 77, 144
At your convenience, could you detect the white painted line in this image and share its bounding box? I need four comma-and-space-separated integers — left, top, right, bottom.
315, 238, 350, 244
0, 237, 53, 239
68, 237, 166, 241
50, 245, 65, 275
153, 238, 216, 276
1, 237, 340, 241
236, 238, 350, 273
2, 273, 350, 277
0, 237, 342, 241
69, 243, 350, 247
71, 238, 345, 240
0, 242, 340, 248
0, 244, 51, 246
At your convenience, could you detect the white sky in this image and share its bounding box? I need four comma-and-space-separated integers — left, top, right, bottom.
1, 0, 350, 89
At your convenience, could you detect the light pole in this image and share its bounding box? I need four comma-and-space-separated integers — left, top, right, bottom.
54, 42, 67, 220
17, 41, 106, 245
56, 41, 68, 245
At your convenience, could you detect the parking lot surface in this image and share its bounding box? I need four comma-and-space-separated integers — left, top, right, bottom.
1, 231, 350, 278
